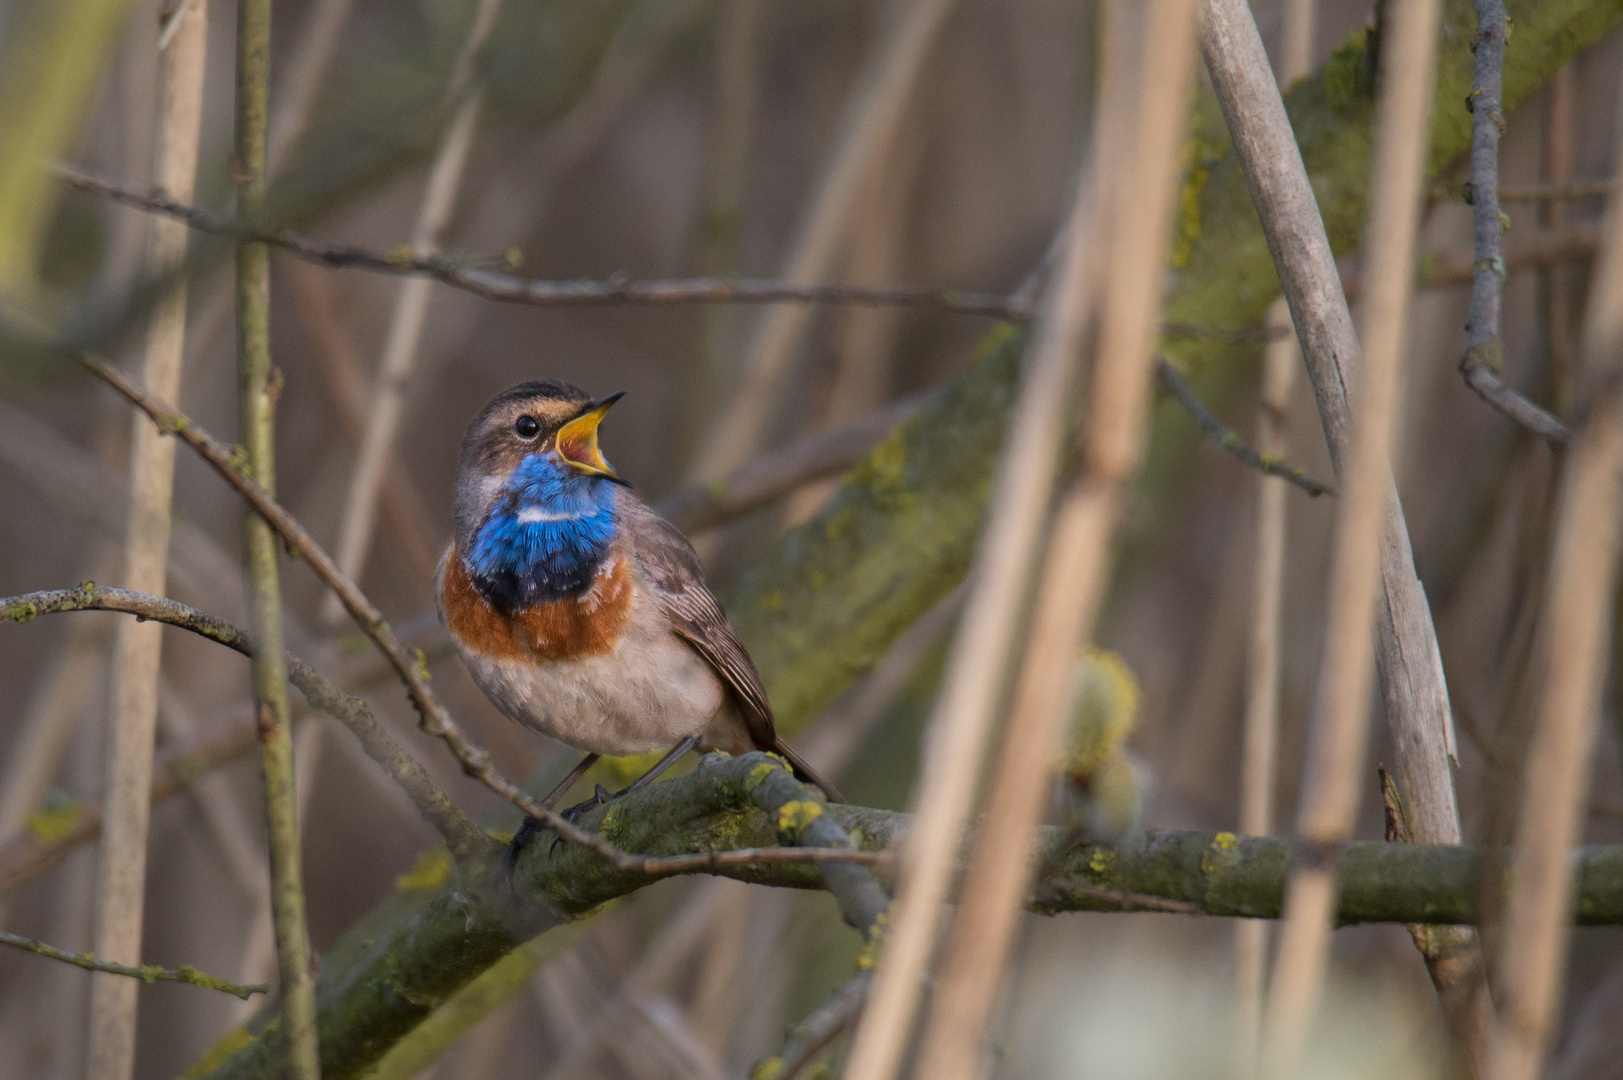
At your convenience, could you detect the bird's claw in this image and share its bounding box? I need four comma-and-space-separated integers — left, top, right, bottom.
505, 784, 625, 874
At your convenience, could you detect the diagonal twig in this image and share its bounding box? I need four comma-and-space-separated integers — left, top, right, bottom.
1156, 359, 1334, 496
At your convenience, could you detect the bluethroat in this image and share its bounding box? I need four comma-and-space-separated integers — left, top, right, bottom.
437, 381, 840, 855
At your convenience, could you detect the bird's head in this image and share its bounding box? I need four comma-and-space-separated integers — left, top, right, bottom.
453, 380, 628, 546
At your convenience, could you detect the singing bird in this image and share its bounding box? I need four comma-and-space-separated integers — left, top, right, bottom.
438, 381, 839, 853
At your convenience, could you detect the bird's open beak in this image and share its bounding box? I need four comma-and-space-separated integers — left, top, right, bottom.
555, 391, 630, 485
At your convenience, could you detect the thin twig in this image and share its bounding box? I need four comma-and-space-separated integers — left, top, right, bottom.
233, 1, 320, 1071
1460, 0, 1571, 444
914, 7, 1199, 1077
1236, 293, 1301, 1070
87, 7, 208, 1077
760, 971, 872, 1080
1156, 358, 1334, 496
0, 931, 267, 1000
1029, 879, 1206, 915
54, 167, 1025, 321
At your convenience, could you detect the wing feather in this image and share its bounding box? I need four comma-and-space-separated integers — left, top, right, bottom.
623, 496, 842, 800
626, 501, 777, 746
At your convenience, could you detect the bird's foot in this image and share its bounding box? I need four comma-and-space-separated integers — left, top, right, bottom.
505, 781, 627, 872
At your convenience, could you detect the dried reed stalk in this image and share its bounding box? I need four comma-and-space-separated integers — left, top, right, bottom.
1233, 0, 1313, 1067
1483, 64, 1623, 1080
1233, 300, 1300, 1068
1543, 63, 1578, 416
85, 6, 207, 1077
322, 0, 501, 626
912, 4, 1198, 1077
1198, 0, 1490, 1055
688, 0, 958, 483
1263, 0, 1441, 1070
266, 0, 357, 173
838, 87, 1107, 1080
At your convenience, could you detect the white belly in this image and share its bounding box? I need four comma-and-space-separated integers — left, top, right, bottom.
455, 599, 727, 757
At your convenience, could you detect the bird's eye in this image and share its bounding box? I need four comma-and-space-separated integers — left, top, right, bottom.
513, 415, 541, 440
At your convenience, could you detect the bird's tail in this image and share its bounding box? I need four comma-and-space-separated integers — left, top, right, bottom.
771, 737, 844, 803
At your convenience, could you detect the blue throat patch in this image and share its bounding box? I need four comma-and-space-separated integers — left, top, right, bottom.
468, 453, 618, 611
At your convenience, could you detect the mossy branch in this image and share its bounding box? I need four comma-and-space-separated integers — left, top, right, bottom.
171, 748, 1623, 1079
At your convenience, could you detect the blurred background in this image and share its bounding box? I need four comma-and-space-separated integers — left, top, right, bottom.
2, 0, 1622, 1077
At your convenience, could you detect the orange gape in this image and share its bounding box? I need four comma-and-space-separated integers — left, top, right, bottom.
439, 548, 633, 663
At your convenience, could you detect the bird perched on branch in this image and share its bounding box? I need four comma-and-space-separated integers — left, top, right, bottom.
438, 381, 839, 855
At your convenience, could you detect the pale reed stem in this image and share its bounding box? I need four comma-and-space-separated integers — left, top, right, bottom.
86, 6, 207, 1077
688, 0, 959, 483
321, 0, 501, 626
1483, 61, 1623, 1080
1263, 0, 1441, 1071
838, 96, 1106, 1080
912, 4, 1198, 1076
1233, 0, 1313, 1067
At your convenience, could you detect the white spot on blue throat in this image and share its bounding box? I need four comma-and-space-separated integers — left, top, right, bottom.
515, 506, 588, 524
468, 452, 617, 611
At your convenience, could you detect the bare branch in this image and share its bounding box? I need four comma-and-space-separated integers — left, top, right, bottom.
1460, 0, 1572, 443
179, 746, 1623, 1079
757, 972, 872, 1080
0, 930, 267, 1000
54, 166, 1026, 321
0, 584, 485, 862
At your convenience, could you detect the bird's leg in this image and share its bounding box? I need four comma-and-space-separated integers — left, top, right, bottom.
554, 735, 702, 822
614, 735, 702, 799
506, 752, 600, 870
